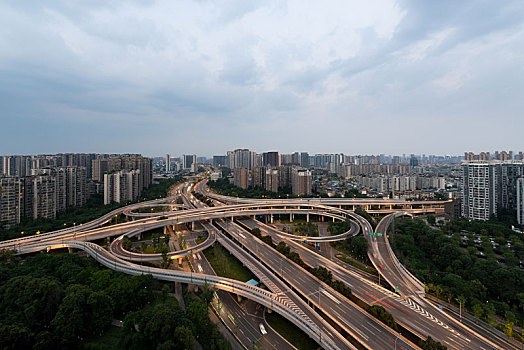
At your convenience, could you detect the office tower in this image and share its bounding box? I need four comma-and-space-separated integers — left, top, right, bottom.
233, 168, 249, 189
263, 152, 280, 167
183, 154, 197, 170
104, 170, 140, 204
0, 177, 22, 228
265, 169, 279, 193
291, 167, 312, 196
213, 155, 227, 167
166, 154, 171, 172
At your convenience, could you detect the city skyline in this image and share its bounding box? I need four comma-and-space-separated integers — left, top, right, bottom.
1, 1, 524, 155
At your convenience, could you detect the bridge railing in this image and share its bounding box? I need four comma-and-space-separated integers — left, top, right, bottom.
15, 241, 341, 350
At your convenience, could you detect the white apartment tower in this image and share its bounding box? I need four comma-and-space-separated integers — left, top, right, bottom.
461, 162, 497, 221
517, 178, 524, 225
104, 170, 140, 204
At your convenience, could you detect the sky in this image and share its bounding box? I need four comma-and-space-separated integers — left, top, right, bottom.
1, 1, 523, 157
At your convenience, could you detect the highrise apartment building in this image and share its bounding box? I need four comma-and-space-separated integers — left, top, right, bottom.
262, 152, 280, 167
461, 160, 524, 221
300, 152, 310, 168
166, 154, 171, 172
291, 167, 312, 196
227, 149, 255, 170
252, 166, 265, 189
103, 170, 140, 204
233, 168, 249, 189
31, 175, 58, 220
92, 155, 152, 191
0, 177, 22, 228
265, 169, 279, 193
517, 178, 524, 225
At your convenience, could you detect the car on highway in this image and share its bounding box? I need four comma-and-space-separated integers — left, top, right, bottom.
259, 323, 267, 335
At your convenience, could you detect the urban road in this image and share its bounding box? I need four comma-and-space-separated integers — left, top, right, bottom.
2, 177, 516, 350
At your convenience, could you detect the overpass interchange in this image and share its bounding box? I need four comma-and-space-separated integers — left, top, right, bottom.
1, 178, 515, 350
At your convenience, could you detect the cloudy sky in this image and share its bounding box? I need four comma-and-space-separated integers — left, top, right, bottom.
1, 1, 523, 157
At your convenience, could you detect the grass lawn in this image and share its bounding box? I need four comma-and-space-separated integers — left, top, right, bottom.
203, 243, 255, 282
265, 311, 320, 350
83, 325, 123, 350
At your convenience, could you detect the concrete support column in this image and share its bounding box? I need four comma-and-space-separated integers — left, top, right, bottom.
307, 213, 310, 223
271, 214, 274, 224
192, 222, 195, 231
237, 294, 242, 303
68, 247, 73, 253
290, 213, 293, 222
163, 226, 167, 235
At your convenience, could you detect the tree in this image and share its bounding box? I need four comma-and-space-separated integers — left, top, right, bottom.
349, 236, 368, 260
174, 326, 195, 349
250, 228, 261, 238
161, 284, 170, 301
366, 305, 397, 331
419, 336, 447, 350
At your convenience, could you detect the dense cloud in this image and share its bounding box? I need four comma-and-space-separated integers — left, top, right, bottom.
0, 1, 523, 156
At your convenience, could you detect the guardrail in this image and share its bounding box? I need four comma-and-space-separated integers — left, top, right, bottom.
14, 241, 340, 350
0, 196, 177, 248
109, 227, 217, 262
381, 213, 426, 294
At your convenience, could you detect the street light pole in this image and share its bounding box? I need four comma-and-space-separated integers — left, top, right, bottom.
394, 332, 401, 350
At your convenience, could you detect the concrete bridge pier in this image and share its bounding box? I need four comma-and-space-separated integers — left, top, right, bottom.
68, 247, 73, 253
191, 222, 195, 231
306, 213, 310, 223
290, 213, 293, 222
270, 214, 274, 224
237, 294, 242, 303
